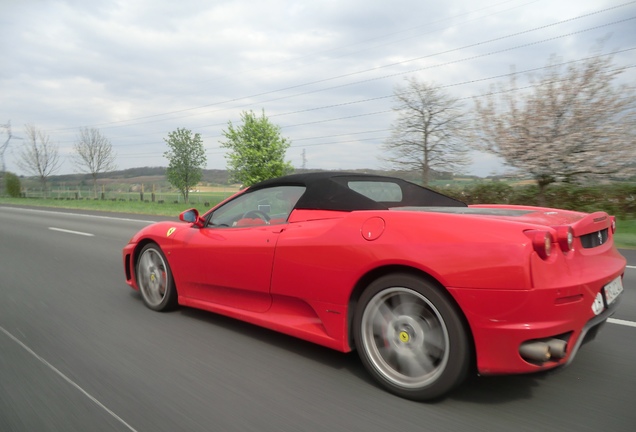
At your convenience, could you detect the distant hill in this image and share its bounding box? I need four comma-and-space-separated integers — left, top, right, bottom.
45, 167, 231, 186
35, 166, 471, 188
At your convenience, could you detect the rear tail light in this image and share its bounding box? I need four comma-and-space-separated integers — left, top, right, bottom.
527, 230, 553, 259
555, 226, 574, 252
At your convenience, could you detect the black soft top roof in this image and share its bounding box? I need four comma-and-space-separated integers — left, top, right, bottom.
248, 172, 466, 211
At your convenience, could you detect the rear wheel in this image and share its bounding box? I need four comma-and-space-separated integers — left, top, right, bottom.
136, 243, 178, 311
353, 273, 470, 400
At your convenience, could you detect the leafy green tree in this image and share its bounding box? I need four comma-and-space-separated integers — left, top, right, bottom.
4, 171, 21, 197
163, 128, 207, 204
221, 110, 293, 186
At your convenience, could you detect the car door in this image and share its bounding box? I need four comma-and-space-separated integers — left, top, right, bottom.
175, 185, 305, 313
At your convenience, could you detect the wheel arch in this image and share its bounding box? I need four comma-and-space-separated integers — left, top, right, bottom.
133, 239, 157, 267
131, 239, 179, 294
347, 265, 475, 367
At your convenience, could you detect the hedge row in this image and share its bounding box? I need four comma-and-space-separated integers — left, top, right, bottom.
438, 182, 636, 218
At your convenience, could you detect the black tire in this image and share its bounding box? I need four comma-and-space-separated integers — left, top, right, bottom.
353, 273, 470, 400
136, 243, 178, 311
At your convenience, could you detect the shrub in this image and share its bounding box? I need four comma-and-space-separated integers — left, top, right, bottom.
463, 182, 514, 204
470, 182, 635, 218
4, 172, 21, 198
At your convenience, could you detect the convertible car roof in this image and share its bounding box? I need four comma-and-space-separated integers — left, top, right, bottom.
249, 171, 467, 211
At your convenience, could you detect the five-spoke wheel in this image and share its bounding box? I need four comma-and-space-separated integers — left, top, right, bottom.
354, 273, 470, 400
136, 243, 178, 311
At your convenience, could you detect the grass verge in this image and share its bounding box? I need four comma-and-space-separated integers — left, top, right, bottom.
0, 197, 228, 217
615, 218, 636, 250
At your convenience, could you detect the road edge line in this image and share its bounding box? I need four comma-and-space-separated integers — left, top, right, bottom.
0, 326, 139, 432
607, 318, 636, 328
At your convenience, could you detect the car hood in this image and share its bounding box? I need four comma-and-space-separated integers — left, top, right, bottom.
129, 220, 191, 243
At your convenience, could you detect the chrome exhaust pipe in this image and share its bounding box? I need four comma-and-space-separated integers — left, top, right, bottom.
519, 341, 551, 363
546, 339, 567, 359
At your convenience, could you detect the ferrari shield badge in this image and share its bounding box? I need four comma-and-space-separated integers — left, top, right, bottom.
167, 227, 176, 237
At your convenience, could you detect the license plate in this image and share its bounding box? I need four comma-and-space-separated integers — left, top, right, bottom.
604, 277, 624, 306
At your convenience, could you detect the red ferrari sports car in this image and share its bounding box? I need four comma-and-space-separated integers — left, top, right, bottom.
123, 172, 626, 400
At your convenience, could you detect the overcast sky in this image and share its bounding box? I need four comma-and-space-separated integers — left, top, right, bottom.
1, 0, 634, 178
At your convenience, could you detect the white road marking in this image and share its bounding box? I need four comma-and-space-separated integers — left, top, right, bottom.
626, 265, 636, 269
0, 326, 139, 432
48, 227, 95, 237
0, 205, 156, 224
608, 318, 636, 328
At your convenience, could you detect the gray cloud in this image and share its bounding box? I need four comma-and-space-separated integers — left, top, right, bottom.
1, 0, 634, 176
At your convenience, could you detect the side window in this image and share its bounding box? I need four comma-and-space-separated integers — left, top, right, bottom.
347, 181, 403, 203
209, 186, 305, 228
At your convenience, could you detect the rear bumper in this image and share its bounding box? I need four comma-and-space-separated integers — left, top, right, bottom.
448, 272, 624, 375
565, 295, 620, 365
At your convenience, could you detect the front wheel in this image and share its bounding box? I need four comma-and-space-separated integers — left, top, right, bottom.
353, 273, 470, 400
136, 243, 178, 311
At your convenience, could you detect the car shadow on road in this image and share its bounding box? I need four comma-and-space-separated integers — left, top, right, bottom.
450, 372, 551, 403
168, 303, 563, 404
177, 306, 372, 374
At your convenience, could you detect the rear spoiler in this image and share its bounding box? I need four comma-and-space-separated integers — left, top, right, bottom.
570, 212, 613, 237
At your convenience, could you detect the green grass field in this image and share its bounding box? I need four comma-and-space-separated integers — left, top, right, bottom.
1, 196, 634, 248
616, 218, 636, 249
0, 194, 232, 217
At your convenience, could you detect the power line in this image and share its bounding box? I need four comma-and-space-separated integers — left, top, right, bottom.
101, 57, 636, 163
45, 2, 636, 134
58, 17, 634, 147
8, 2, 633, 174
64, 53, 636, 158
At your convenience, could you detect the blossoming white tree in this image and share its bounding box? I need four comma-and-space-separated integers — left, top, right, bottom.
474, 50, 636, 204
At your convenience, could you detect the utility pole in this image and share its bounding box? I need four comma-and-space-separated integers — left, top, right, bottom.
1, 121, 11, 174
1, 121, 23, 195
301, 148, 307, 170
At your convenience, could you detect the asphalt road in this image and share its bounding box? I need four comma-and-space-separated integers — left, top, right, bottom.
1, 205, 635, 432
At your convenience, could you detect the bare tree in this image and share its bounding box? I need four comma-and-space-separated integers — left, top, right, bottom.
474, 50, 636, 204
17, 124, 62, 191
73, 127, 117, 196
383, 77, 470, 186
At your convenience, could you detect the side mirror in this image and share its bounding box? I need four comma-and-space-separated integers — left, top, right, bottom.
179, 209, 204, 227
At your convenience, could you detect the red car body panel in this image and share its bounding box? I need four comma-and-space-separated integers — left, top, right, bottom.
123, 173, 626, 376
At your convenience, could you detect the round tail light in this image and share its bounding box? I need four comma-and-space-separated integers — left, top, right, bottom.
556, 226, 574, 252
532, 231, 553, 259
